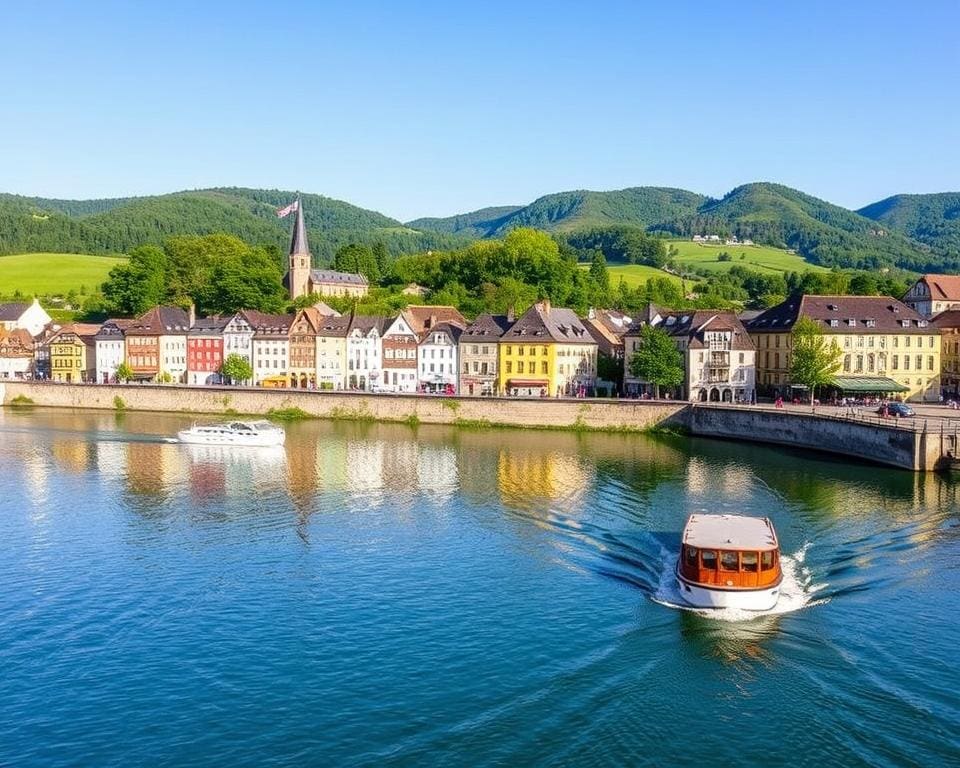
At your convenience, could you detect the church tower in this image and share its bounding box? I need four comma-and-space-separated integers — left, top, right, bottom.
286, 197, 312, 300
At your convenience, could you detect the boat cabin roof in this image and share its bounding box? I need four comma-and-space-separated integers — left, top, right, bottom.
682, 514, 778, 550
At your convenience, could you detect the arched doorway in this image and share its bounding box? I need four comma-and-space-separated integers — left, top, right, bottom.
709, 388, 720, 402
722, 388, 732, 402
698, 388, 707, 402
290, 374, 298, 388
359, 376, 367, 390
300, 373, 308, 388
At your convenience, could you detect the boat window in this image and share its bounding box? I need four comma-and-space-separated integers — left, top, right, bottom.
684, 546, 698, 567
700, 550, 717, 570
761, 551, 775, 570
720, 551, 739, 571
741, 552, 758, 572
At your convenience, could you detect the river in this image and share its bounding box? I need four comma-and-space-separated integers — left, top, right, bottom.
1, 408, 958, 767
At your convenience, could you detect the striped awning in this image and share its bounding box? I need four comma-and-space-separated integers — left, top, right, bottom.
830, 376, 909, 393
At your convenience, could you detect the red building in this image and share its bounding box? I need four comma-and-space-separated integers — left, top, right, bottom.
187, 317, 228, 386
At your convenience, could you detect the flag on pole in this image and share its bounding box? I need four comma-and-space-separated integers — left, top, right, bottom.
276, 200, 299, 218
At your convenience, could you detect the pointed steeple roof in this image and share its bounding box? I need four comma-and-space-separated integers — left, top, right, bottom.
289, 195, 310, 256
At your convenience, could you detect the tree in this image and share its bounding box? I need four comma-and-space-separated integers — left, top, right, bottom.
589, 250, 610, 291
220, 354, 253, 385
115, 361, 133, 383
627, 324, 684, 398
790, 315, 842, 405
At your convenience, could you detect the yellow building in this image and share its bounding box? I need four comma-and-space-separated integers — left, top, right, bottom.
314, 313, 350, 389
748, 295, 940, 402
497, 300, 597, 397
933, 309, 960, 398
49, 323, 100, 383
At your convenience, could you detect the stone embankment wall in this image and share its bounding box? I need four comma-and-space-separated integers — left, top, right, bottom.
0, 382, 686, 432
2, 383, 947, 470
687, 404, 932, 471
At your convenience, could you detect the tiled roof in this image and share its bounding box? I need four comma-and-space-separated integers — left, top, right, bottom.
504, 302, 596, 344
348, 314, 388, 336
420, 321, 463, 345
51, 323, 102, 345
247, 312, 294, 338
402, 305, 467, 338
920, 274, 960, 301
932, 309, 960, 329
748, 295, 934, 334
310, 270, 368, 286
0, 302, 29, 321
188, 316, 230, 335
659, 310, 755, 350
461, 313, 512, 339
128, 305, 191, 334
315, 314, 351, 337
0, 328, 34, 355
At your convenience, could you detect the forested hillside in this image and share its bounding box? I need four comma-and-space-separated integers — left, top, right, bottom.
858, 193, 960, 259
414, 182, 956, 273
0, 188, 467, 261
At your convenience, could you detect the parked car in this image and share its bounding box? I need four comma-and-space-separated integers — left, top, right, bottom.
877, 402, 915, 417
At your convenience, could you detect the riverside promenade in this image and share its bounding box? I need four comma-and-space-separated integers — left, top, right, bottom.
1, 381, 956, 472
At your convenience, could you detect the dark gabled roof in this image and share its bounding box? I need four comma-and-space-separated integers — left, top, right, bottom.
460, 313, 512, 339
127, 306, 191, 335
625, 303, 665, 333
94, 318, 133, 339
188, 316, 230, 335
347, 314, 388, 336
247, 312, 294, 338
0, 302, 29, 321
659, 310, 755, 350
504, 302, 596, 344
315, 313, 351, 337
420, 321, 463, 345
748, 295, 934, 334
310, 270, 368, 286
290, 198, 310, 257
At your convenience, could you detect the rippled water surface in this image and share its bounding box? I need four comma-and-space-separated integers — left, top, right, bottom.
1, 408, 958, 767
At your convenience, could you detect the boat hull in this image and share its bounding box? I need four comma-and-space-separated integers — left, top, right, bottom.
676, 567, 780, 611
176, 430, 285, 447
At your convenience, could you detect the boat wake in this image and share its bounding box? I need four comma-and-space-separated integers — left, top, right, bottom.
651, 543, 829, 622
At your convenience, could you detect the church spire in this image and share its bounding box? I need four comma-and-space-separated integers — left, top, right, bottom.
289, 194, 310, 257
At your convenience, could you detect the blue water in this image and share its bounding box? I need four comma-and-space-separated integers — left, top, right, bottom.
1, 408, 958, 766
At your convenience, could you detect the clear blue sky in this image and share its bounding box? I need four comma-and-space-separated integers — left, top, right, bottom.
1, 0, 957, 221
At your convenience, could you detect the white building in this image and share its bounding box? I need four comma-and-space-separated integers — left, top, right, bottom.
250, 313, 293, 385
346, 316, 385, 391
902, 274, 960, 319
418, 322, 463, 393
222, 312, 257, 383
94, 319, 131, 383
0, 298, 52, 337
381, 314, 419, 393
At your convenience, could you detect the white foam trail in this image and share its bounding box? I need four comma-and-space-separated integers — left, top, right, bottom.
651, 543, 829, 622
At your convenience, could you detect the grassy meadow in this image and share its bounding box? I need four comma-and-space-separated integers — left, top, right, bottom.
666, 240, 828, 275
0, 253, 126, 296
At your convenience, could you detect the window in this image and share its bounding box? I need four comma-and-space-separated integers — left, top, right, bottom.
701, 550, 717, 570
928, 355, 935, 371
843, 354, 851, 373
517, 361, 525, 374
506, 346, 512, 355
904, 356, 910, 370
741, 552, 758, 573
916, 355, 922, 371
892, 355, 899, 370
541, 361, 548, 374
506, 361, 512, 374
684, 547, 698, 568
761, 551, 776, 571
720, 551, 739, 571
518, 346, 524, 356
739, 352, 744, 364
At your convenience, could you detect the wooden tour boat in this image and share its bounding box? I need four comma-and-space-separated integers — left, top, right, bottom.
676, 514, 782, 611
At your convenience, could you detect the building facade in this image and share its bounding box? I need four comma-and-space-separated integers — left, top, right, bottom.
418, 322, 462, 393
458, 314, 511, 396
50, 324, 100, 383
381, 314, 419, 393
251, 314, 293, 386
346, 316, 385, 391
748, 295, 940, 402
315, 314, 350, 389
222, 312, 257, 385
498, 300, 598, 397
95, 319, 131, 383
288, 308, 322, 388
0, 298, 52, 337
187, 317, 228, 386
933, 310, 960, 398
125, 306, 191, 382
0, 328, 35, 379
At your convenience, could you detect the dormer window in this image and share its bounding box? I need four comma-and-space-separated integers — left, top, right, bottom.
901, 319, 910, 327
865, 319, 876, 328
829, 319, 839, 327
828, 304, 839, 311
847, 319, 856, 326
918, 320, 928, 328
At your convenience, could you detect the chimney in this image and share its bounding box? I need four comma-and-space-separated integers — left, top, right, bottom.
507, 305, 516, 323
188, 303, 196, 328
539, 298, 551, 314
429, 313, 437, 329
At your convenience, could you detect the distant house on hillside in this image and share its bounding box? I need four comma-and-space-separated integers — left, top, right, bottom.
903, 274, 960, 319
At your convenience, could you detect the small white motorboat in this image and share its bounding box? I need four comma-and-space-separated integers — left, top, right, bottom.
676, 514, 782, 611
177, 420, 286, 447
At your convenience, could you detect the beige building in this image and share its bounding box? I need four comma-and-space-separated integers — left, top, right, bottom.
903, 274, 960, 319
315, 314, 351, 390
933, 309, 960, 398
748, 295, 940, 402
459, 313, 512, 396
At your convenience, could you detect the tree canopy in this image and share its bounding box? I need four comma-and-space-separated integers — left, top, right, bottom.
627, 325, 684, 398
790, 316, 843, 404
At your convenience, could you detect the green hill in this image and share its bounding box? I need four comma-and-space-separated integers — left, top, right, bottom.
0, 188, 468, 262
414, 182, 947, 273
858, 192, 960, 260
0, 253, 127, 297
410, 187, 706, 237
